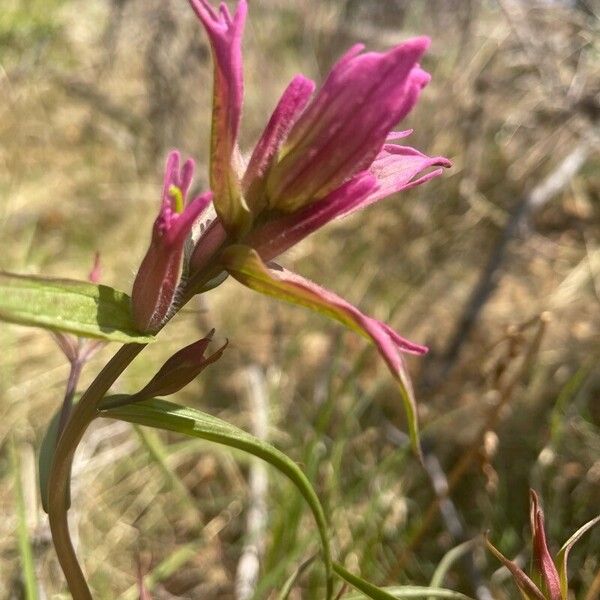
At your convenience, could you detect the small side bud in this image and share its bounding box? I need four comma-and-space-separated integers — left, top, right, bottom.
132, 151, 212, 332
134, 330, 227, 401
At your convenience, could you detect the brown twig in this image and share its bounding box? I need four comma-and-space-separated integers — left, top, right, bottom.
437, 139, 593, 380
392, 313, 549, 577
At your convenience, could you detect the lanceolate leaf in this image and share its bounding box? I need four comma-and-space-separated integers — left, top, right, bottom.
0, 272, 153, 343
333, 563, 475, 600
100, 397, 333, 598
484, 536, 545, 600
343, 586, 474, 599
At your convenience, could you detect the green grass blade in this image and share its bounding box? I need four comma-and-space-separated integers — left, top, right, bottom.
9, 437, 39, 600
334, 563, 474, 600
429, 539, 478, 591
101, 397, 334, 599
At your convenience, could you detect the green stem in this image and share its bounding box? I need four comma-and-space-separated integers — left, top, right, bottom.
48, 343, 145, 599
48, 267, 228, 597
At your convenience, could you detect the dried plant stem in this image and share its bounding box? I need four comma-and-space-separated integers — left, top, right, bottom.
439, 139, 592, 378
235, 365, 269, 600
48, 343, 146, 599
392, 314, 548, 576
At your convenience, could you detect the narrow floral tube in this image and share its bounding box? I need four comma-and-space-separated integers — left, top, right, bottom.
265, 38, 432, 212
132, 151, 212, 332
221, 244, 427, 457
189, 215, 228, 275
188, 0, 249, 233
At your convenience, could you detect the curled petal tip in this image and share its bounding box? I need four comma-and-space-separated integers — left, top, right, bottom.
407, 35, 431, 53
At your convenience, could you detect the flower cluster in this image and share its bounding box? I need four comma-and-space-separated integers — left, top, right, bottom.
131, 0, 451, 453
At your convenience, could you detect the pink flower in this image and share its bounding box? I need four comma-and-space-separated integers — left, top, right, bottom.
188, 0, 249, 234
178, 0, 452, 453
132, 151, 212, 332
262, 39, 435, 212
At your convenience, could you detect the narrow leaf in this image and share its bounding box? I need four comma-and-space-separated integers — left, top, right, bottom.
333, 562, 399, 600
0, 272, 153, 343
556, 514, 600, 599
343, 586, 474, 599
484, 536, 545, 600
429, 539, 478, 591
333, 563, 474, 600
277, 554, 317, 600
529, 490, 561, 600
101, 397, 333, 598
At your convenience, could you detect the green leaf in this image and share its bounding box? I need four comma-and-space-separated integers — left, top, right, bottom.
429, 539, 478, 592
100, 397, 333, 598
277, 555, 317, 600
334, 563, 474, 600
0, 272, 153, 343
555, 514, 600, 599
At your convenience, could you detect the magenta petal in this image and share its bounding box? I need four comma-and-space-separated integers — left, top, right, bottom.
189, 215, 228, 274
188, 0, 246, 143
188, 0, 248, 231
132, 152, 213, 332
242, 75, 316, 202
332, 144, 451, 218
248, 172, 377, 261
386, 129, 413, 141
132, 192, 212, 332
266, 37, 432, 211
221, 245, 426, 456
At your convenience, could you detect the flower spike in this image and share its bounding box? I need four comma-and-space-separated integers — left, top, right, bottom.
266, 38, 432, 212
188, 0, 249, 234
221, 245, 427, 457
132, 151, 212, 332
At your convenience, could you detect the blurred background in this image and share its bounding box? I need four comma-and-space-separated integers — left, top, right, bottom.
1, 0, 599, 598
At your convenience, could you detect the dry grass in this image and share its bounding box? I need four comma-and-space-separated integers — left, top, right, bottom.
1, 0, 599, 598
